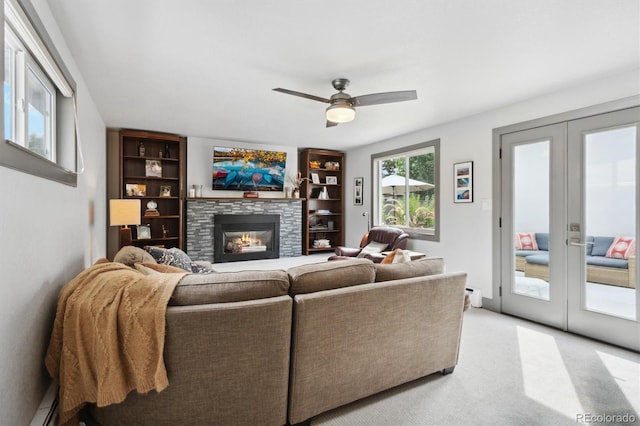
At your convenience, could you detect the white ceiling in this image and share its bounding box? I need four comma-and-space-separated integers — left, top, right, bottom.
46, 0, 639, 150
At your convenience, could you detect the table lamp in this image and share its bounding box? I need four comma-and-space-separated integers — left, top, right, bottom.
110, 199, 141, 246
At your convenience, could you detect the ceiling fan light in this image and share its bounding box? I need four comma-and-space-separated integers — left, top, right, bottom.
326, 103, 355, 123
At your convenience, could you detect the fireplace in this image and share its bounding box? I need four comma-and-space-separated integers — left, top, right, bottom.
213, 214, 280, 263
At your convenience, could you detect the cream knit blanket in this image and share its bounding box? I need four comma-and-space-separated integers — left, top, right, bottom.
45, 262, 186, 425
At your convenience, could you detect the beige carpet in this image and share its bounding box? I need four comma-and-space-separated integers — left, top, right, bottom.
311, 308, 640, 426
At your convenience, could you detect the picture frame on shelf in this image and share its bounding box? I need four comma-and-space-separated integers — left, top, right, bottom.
145, 160, 162, 177
311, 173, 320, 184
453, 161, 473, 203
137, 224, 151, 240
159, 185, 172, 197
125, 183, 146, 197
354, 177, 363, 205
325, 176, 337, 185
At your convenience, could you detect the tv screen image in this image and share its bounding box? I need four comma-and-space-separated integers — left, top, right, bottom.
213, 147, 287, 191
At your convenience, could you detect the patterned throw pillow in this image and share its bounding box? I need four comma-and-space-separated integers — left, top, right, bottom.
144, 246, 213, 273
605, 237, 636, 260
514, 233, 538, 250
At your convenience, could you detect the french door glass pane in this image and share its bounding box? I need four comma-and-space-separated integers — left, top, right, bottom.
583, 126, 636, 320
513, 140, 550, 300
4, 44, 13, 140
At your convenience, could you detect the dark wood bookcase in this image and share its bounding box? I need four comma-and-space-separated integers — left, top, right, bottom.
118, 129, 186, 251
299, 148, 345, 254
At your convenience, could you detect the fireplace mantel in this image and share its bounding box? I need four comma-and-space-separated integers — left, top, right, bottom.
186, 199, 303, 262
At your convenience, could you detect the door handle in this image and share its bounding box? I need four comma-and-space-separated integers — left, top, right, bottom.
569, 239, 594, 247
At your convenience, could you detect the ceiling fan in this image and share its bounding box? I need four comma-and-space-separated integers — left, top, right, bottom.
273, 78, 417, 127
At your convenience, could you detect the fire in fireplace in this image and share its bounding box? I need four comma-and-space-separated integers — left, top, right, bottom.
213, 214, 280, 263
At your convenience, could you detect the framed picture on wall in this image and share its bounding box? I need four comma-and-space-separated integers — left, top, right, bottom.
354, 177, 363, 205
454, 161, 473, 203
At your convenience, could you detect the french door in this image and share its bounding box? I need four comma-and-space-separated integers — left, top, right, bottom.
500, 107, 639, 350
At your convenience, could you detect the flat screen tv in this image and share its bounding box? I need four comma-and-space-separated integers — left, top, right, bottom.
212, 147, 287, 191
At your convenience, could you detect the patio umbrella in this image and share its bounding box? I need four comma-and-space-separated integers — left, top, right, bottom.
381, 174, 433, 197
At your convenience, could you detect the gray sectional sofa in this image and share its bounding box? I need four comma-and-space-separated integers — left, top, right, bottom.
84, 257, 468, 425
515, 233, 636, 288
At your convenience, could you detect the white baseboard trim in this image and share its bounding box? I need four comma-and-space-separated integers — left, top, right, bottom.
30, 382, 58, 426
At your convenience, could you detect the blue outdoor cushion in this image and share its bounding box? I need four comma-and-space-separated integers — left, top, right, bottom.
515, 250, 547, 257
524, 254, 549, 265
586, 256, 628, 269
585, 235, 595, 256
591, 236, 614, 257
535, 233, 549, 251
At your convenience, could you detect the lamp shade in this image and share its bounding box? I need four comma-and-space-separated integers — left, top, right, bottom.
110, 199, 141, 226
326, 102, 355, 123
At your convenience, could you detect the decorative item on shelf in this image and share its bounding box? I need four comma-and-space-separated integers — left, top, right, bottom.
162, 225, 168, 238
189, 185, 196, 198
137, 224, 151, 240
243, 191, 259, 198
144, 200, 160, 217
159, 185, 171, 197
195, 184, 203, 197
313, 239, 331, 248
125, 183, 146, 197
328, 220, 335, 230
318, 186, 329, 199
164, 143, 170, 159
311, 173, 320, 184
284, 187, 292, 198
289, 171, 309, 197
309, 160, 321, 169
110, 199, 141, 247
145, 160, 162, 177
138, 141, 145, 156
325, 176, 338, 185
324, 161, 340, 170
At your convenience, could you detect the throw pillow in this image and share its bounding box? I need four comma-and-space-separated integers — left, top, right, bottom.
391, 248, 412, 263
144, 246, 214, 273
381, 249, 397, 264
605, 237, 636, 260
514, 233, 538, 250
356, 241, 388, 258
113, 246, 157, 267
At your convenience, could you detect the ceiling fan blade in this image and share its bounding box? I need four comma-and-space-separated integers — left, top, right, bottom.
326, 120, 338, 128
351, 90, 417, 107
273, 88, 330, 103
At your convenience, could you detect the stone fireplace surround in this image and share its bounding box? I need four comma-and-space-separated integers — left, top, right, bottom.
186, 199, 303, 262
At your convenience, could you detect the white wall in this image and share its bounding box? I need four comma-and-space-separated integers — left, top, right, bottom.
0, 1, 106, 424
344, 69, 639, 301
187, 137, 299, 198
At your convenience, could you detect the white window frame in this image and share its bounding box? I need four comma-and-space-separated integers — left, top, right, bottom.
1, 0, 78, 186
371, 139, 440, 241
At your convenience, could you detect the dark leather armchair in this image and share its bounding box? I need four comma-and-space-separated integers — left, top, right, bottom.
331, 226, 409, 263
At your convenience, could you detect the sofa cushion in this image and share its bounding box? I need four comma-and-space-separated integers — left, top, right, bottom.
374, 257, 444, 282
591, 236, 615, 257
605, 236, 636, 260
524, 254, 549, 265
586, 256, 629, 269
113, 246, 157, 267
535, 233, 549, 251
585, 235, 595, 256
169, 270, 290, 305
515, 250, 547, 258
287, 259, 375, 295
